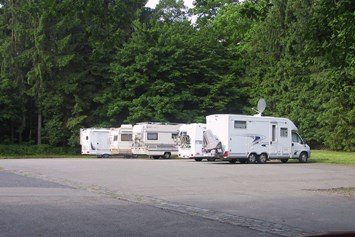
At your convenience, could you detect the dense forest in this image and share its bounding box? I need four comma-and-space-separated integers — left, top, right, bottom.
0, 0, 353, 151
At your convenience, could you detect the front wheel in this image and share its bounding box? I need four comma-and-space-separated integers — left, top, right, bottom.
299, 152, 308, 163
195, 158, 203, 162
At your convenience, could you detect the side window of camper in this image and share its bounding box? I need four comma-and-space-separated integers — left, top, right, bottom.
121, 134, 132, 141
280, 128, 288, 137
147, 133, 158, 140
234, 121, 247, 129
113, 135, 118, 141
292, 132, 303, 144
292, 133, 299, 143
172, 133, 178, 139
272, 125, 276, 141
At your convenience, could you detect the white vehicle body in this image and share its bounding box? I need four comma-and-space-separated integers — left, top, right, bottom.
109, 124, 133, 156
80, 128, 111, 157
132, 123, 182, 159
205, 114, 311, 163
177, 123, 207, 160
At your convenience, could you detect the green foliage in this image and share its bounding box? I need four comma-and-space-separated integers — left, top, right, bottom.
0, 0, 144, 146
245, 0, 354, 151
43, 117, 67, 146
108, 5, 245, 124
0, 144, 79, 156
192, 0, 238, 25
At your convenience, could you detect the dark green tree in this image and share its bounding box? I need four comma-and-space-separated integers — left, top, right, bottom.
0, 0, 31, 144
211, 0, 272, 113
308, 0, 354, 151
192, 0, 239, 26
109, 0, 243, 124
245, 0, 354, 150
0, 0, 146, 146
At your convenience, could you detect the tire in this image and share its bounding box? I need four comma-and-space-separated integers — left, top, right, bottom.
281, 159, 288, 163
229, 160, 237, 164
195, 158, 203, 162
163, 152, 171, 159
248, 154, 257, 164
207, 157, 216, 162
299, 152, 308, 163
102, 154, 109, 158
257, 153, 267, 164
152, 156, 160, 159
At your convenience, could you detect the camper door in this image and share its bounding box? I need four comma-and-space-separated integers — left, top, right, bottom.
279, 126, 291, 157
269, 123, 291, 158
269, 123, 279, 158
93, 131, 110, 155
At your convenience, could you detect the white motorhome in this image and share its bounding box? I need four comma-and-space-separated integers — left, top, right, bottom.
177, 123, 210, 161
132, 123, 182, 159
109, 124, 133, 157
80, 128, 111, 158
205, 114, 311, 163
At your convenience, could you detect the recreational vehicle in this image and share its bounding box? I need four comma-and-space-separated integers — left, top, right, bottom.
205, 114, 310, 163
109, 124, 133, 157
80, 128, 111, 158
132, 123, 182, 159
177, 123, 215, 161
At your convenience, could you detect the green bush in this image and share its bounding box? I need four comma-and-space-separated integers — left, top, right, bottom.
0, 144, 80, 156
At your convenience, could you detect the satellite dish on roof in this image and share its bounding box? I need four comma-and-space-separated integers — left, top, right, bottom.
256, 98, 266, 116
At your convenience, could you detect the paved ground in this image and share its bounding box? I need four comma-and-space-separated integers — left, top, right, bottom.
0, 158, 355, 237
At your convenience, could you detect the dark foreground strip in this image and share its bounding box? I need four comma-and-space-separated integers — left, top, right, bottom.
6, 169, 313, 237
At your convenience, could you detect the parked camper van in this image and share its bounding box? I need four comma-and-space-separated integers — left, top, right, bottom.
177, 123, 213, 161
205, 114, 310, 163
132, 123, 182, 159
80, 128, 111, 158
110, 124, 133, 157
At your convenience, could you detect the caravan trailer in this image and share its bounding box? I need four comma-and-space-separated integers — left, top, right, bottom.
132, 123, 182, 159
80, 128, 111, 158
109, 124, 133, 157
177, 123, 214, 161
205, 114, 310, 163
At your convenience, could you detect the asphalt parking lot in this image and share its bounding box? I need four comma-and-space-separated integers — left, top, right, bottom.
1, 158, 355, 237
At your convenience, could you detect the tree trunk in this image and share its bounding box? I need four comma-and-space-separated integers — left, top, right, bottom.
11, 121, 14, 143
37, 110, 42, 145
